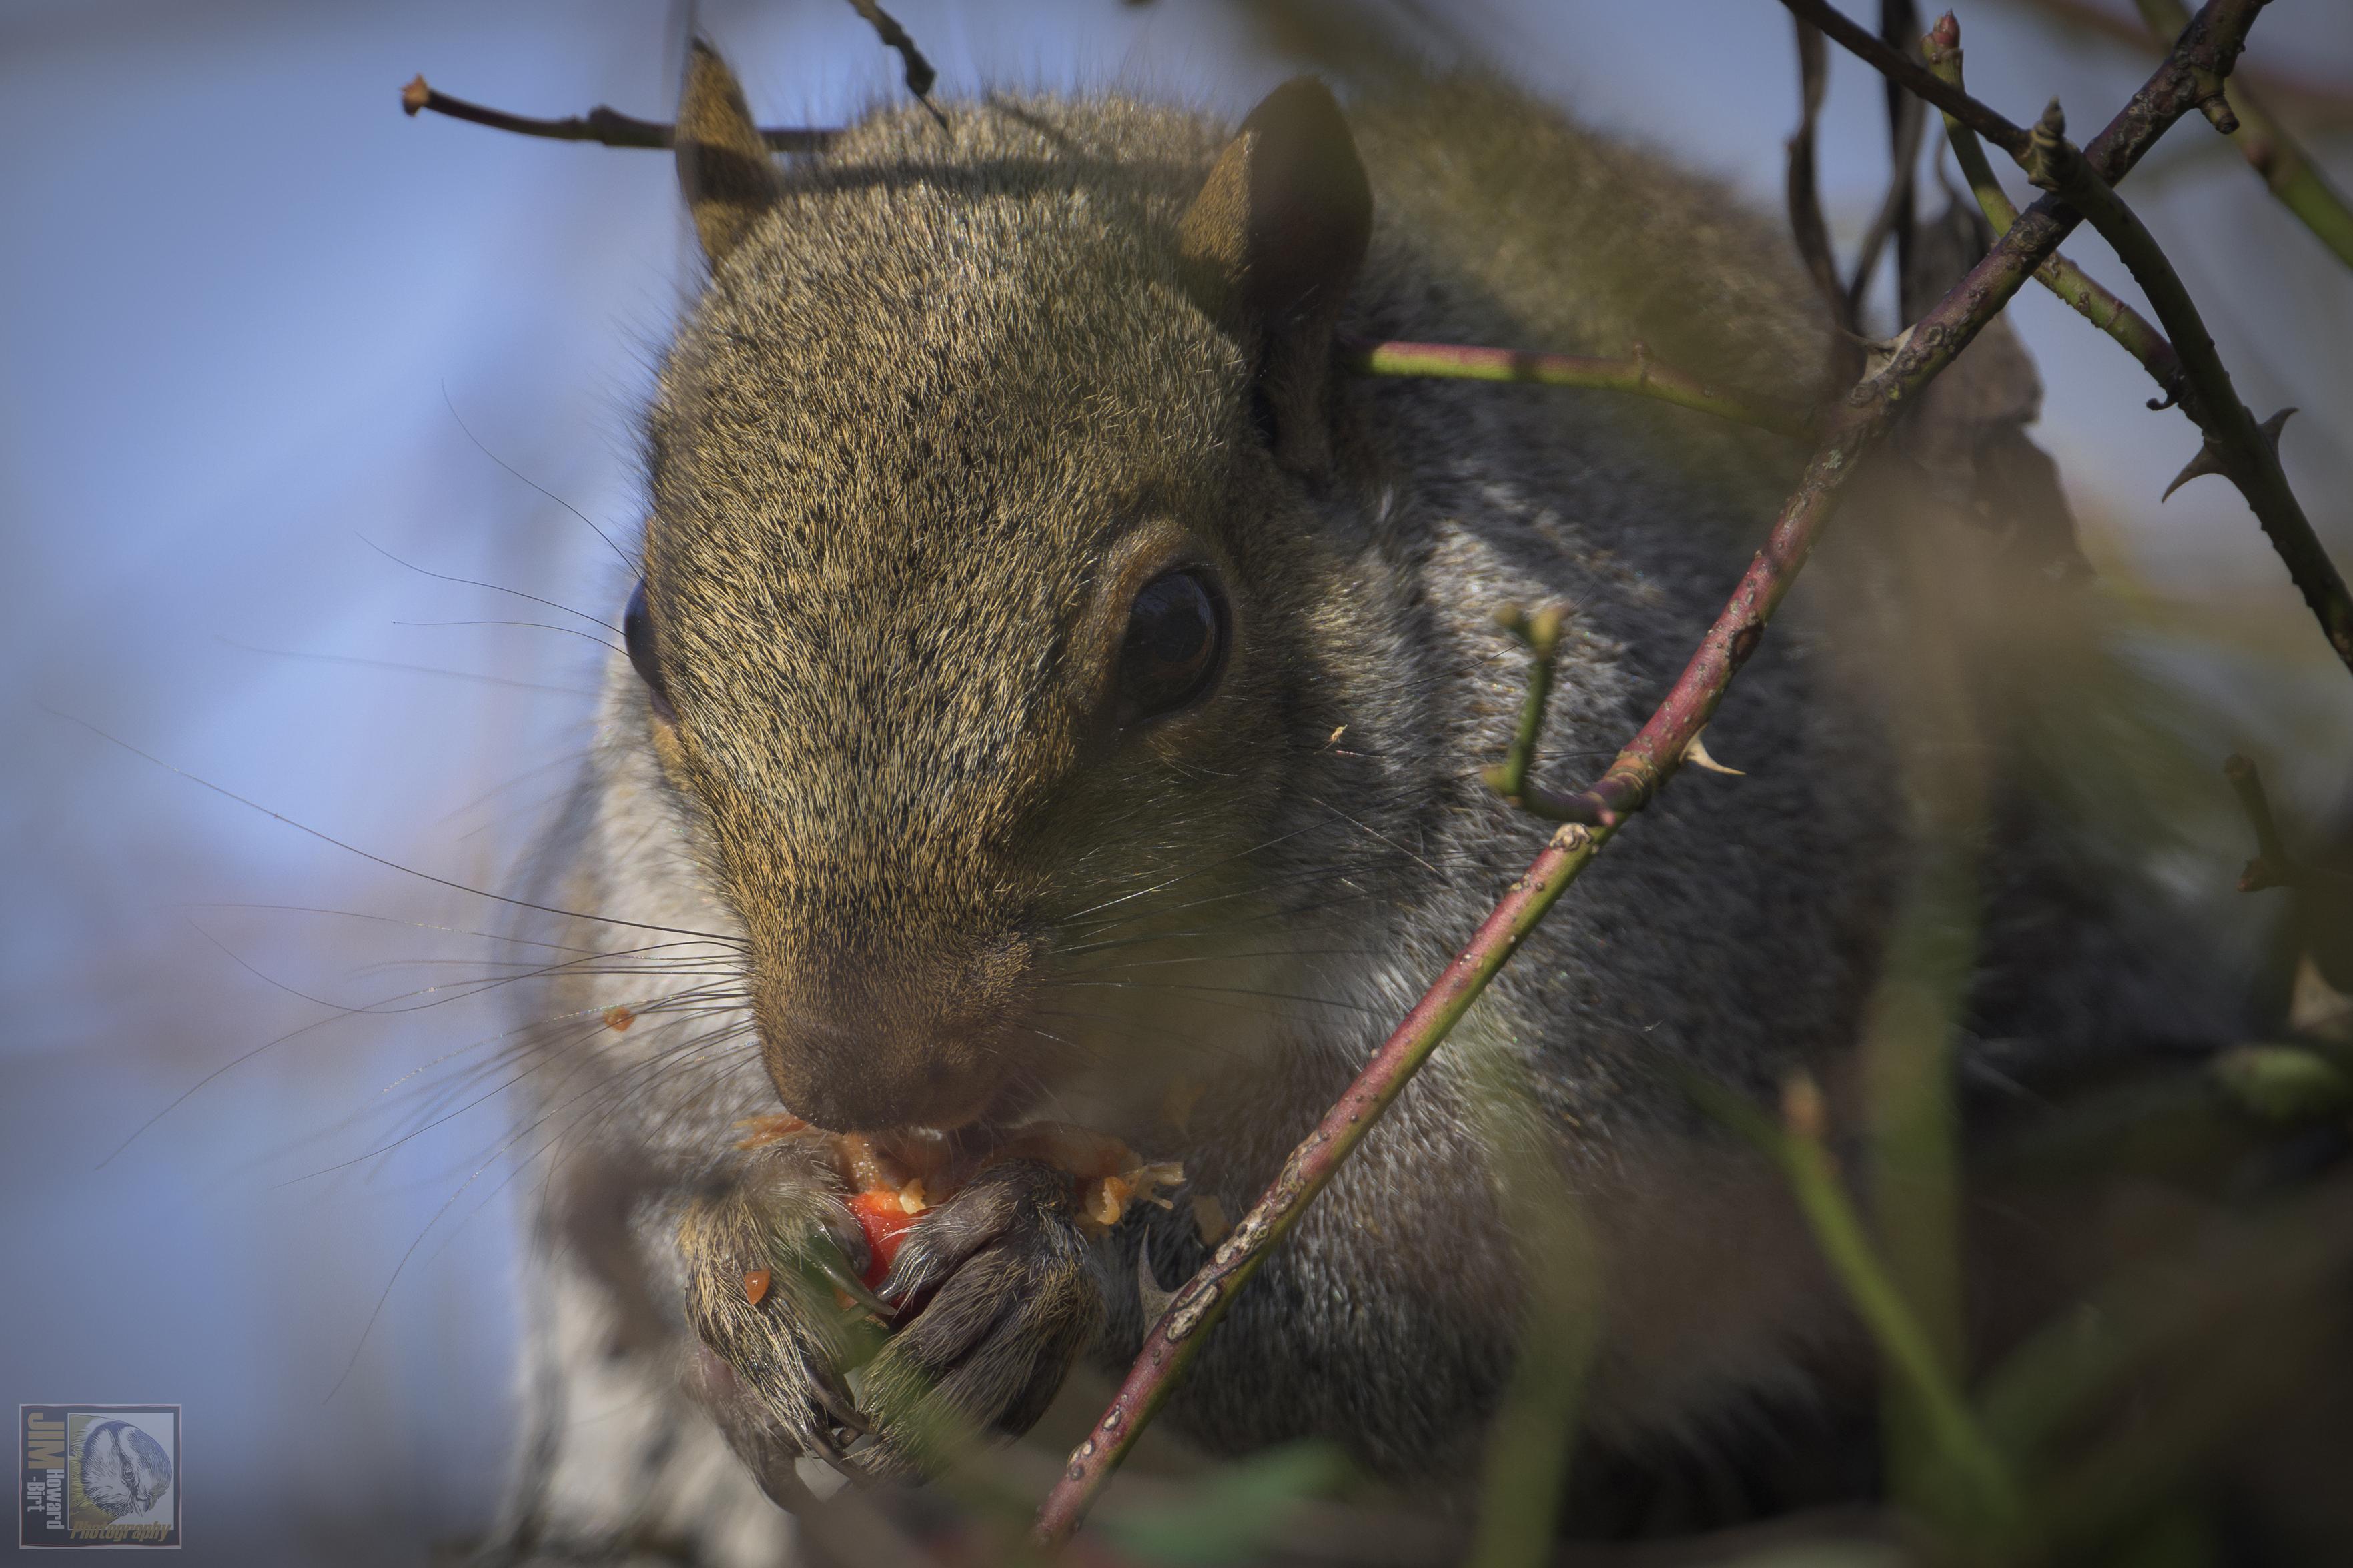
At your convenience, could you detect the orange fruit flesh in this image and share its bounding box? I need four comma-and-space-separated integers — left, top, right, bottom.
733, 1126, 1184, 1295
848, 1187, 921, 1289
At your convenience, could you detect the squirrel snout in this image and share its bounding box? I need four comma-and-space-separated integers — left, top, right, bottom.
750, 940, 1037, 1132
757, 1016, 1007, 1132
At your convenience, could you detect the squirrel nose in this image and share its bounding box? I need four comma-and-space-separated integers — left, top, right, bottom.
749, 937, 1033, 1131
757, 1013, 1003, 1132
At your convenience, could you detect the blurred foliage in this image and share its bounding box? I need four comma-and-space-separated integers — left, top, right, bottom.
1091, 1443, 1356, 1567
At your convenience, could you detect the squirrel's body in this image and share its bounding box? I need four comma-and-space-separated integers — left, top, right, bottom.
479, 67, 2242, 1565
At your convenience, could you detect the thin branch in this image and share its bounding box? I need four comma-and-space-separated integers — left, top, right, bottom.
1789, 16, 1864, 375
1031, 824, 1611, 1553
2022, 98, 2353, 674
398, 75, 838, 153
2223, 752, 2313, 892
402, 0, 950, 151
1480, 606, 1567, 806
1844, 0, 1929, 321
1031, 11, 2271, 1545
1687, 1074, 2019, 1533
1505, 0, 2267, 832
1342, 339, 1813, 439
2001, 0, 2353, 131
1779, 0, 2034, 158
2134, 0, 2353, 269
845, 0, 948, 126
1923, 16, 2187, 406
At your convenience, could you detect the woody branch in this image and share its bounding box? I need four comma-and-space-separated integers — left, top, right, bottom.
403, 0, 941, 149
1795, 0, 2353, 678
2020, 101, 2353, 673
1029, 1, 2272, 1547
400, 75, 838, 152
1924, 17, 2188, 405
2132, 0, 2353, 269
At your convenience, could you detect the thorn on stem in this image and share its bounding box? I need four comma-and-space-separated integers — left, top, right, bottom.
1861, 326, 1918, 381
1683, 728, 1746, 777
2163, 438, 2230, 500
1137, 1247, 1177, 1327
2163, 407, 2293, 500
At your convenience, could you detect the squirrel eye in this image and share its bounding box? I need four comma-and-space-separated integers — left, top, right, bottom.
623, 578, 677, 723
1117, 569, 1226, 723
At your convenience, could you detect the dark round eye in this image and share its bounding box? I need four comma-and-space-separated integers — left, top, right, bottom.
1117, 568, 1226, 722
623, 578, 676, 722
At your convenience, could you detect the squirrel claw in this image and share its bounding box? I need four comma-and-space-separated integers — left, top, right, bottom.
813, 1243, 898, 1323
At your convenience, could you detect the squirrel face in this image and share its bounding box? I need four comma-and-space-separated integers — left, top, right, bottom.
627, 53, 1380, 1133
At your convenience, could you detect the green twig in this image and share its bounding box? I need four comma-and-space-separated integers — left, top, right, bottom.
2134, 0, 2353, 269
1462, 1059, 1600, 1568
2023, 100, 2353, 676
1923, 17, 2187, 406
1481, 607, 1566, 806
1688, 1074, 2021, 1533
1859, 805, 1982, 1502
2007, 0, 2353, 131
1342, 339, 1813, 440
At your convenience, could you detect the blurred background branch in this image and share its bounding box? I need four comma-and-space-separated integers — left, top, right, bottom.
400, 72, 839, 151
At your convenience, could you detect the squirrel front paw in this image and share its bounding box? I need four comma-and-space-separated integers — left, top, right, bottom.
858, 1158, 1104, 1474
680, 1150, 1101, 1485
678, 1144, 881, 1471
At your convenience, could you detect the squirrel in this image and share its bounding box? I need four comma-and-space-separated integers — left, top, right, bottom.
475, 43, 2250, 1563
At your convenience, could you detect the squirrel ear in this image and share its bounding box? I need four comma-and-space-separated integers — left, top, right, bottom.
1178, 78, 1372, 480
676, 41, 781, 267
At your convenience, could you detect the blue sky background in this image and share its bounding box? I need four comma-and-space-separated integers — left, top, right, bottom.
3, 3, 2349, 1561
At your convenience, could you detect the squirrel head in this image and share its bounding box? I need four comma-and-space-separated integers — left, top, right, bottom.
630, 46, 1384, 1132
